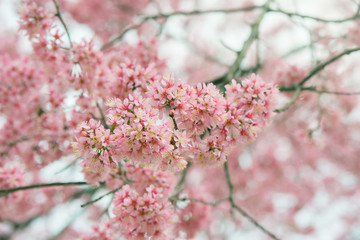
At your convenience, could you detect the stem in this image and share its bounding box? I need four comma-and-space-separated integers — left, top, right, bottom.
276, 47, 360, 112
101, 20, 148, 50
298, 48, 360, 87
269, 7, 360, 23
224, 0, 272, 83
274, 86, 301, 113
96, 102, 110, 129
170, 162, 192, 201
176, 197, 228, 206
169, 113, 178, 130
224, 162, 234, 201
81, 185, 124, 208
0, 182, 87, 196
232, 204, 281, 240
101, 3, 360, 51
302, 88, 360, 95
101, 5, 262, 50
224, 162, 280, 240
52, 0, 72, 47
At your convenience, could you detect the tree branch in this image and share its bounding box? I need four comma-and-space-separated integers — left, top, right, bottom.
274, 86, 301, 113
224, 162, 280, 240
223, 0, 272, 84
0, 182, 87, 197
52, 0, 72, 47
101, 5, 263, 50
269, 8, 360, 23
101, 2, 360, 54
169, 162, 192, 202
81, 185, 124, 208
96, 102, 110, 129
301, 87, 360, 95
176, 197, 228, 206
297, 48, 360, 87
276, 47, 360, 112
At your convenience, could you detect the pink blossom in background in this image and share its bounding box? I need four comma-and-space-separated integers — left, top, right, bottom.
1, 0, 360, 239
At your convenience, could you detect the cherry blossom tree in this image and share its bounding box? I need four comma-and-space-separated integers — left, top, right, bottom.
1, 0, 360, 239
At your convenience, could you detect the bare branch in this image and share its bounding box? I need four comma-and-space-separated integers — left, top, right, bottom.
176, 197, 228, 206
298, 48, 360, 86
101, 3, 360, 51
223, 0, 273, 84
269, 8, 360, 23
81, 185, 125, 208
276, 48, 360, 112
302, 87, 360, 95
274, 86, 302, 113
96, 102, 110, 129
232, 204, 281, 240
0, 182, 87, 197
52, 0, 72, 47
170, 162, 192, 201
101, 5, 262, 50
224, 162, 280, 240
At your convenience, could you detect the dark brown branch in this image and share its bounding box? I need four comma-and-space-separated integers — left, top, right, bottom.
224, 162, 280, 240
298, 48, 360, 86
52, 0, 72, 47
302, 87, 360, 95
169, 113, 178, 130
232, 204, 281, 239
223, 0, 272, 84
274, 86, 301, 113
176, 197, 228, 206
101, 5, 262, 50
269, 7, 360, 23
276, 47, 360, 112
169, 162, 192, 202
0, 182, 87, 197
96, 102, 110, 129
101, 20, 147, 50
81, 185, 124, 208
102, 3, 360, 51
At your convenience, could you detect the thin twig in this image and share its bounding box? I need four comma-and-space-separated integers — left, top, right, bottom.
232, 204, 280, 240
223, 162, 280, 240
176, 197, 228, 206
298, 48, 360, 86
274, 86, 301, 113
223, 0, 272, 84
170, 162, 192, 201
81, 185, 124, 208
52, 0, 72, 47
169, 113, 178, 130
102, 3, 360, 51
101, 20, 148, 50
0, 182, 87, 196
301, 88, 360, 95
276, 48, 360, 112
283, 43, 314, 57
55, 157, 80, 174
96, 102, 110, 129
269, 8, 360, 23
101, 5, 262, 50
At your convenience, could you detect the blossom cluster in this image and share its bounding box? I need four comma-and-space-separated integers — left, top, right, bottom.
112, 184, 175, 240
3, 0, 360, 239
74, 73, 278, 183
19, 0, 55, 39
120, 162, 176, 195
0, 164, 24, 190
0, 55, 70, 169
